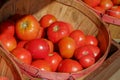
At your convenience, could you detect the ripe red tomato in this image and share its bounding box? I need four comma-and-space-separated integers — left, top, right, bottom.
57, 59, 83, 73
85, 35, 98, 46
74, 45, 94, 60
11, 47, 32, 65
36, 26, 44, 38
44, 39, 54, 53
69, 30, 86, 48
39, 14, 57, 28
108, 6, 120, 18
16, 15, 41, 40
112, 0, 120, 5
100, 0, 113, 10
25, 39, 50, 59
58, 37, 76, 58
44, 52, 62, 72
0, 20, 15, 36
0, 34, 17, 51
47, 21, 72, 43
86, 45, 101, 61
79, 55, 95, 68
31, 59, 52, 72
83, 0, 101, 7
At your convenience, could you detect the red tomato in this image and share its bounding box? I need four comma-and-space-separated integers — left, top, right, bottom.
112, 0, 120, 5
25, 39, 50, 59
58, 37, 76, 58
36, 26, 44, 38
39, 14, 57, 28
44, 39, 54, 53
100, 0, 113, 10
0, 76, 9, 80
108, 6, 120, 18
57, 59, 83, 73
44, 52, 62, 72
31, 59, 52, 72
86, 45, 101, 61
11, 47, 32, 65
47, 21, 72, 43
93, 6, 106, 14
16, 15, 41, 40
17, 40, 28, 48
69, 30, 86, 48
74, 45, 94, 60
85, 35, 98, 46
0, 34, 17, 51
79, 55, 95, 68
0, 20, 15, 36
83, 0, 101, 7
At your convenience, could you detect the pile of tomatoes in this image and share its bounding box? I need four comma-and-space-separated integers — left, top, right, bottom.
82, 0, 120, 18
0, 14, 101, 73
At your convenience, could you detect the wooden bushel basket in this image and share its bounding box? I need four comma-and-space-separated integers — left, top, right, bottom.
0, 0, 111, 80
0, 43, 23, 80
78, 0, 120, 43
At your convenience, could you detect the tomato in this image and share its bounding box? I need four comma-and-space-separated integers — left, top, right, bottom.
85, 35, 98, 46
36, 26, 44, 39
31, 59, 52, 72
100, 0, 113, 10
112, 0, 120, 5
39, 14, 57, 28
57, 59, 83, 73
79, 55, 95, 68
47, 21, 72, 43
0, 76, 9, 80
44, 52, 62, 72
93, 6, 106, 14
0, 20, 15, 36
83, 0, 101, 7
74, 45, 94, 60
58, 37, 76, 58
44, 39, 54, 53
25, 39, 50, 59
17, 40, 28, 48
69, 30, 86, 48
0, 34, 17, 51
11, 47, 32, 65
108, 6, 120, 18
86, 45, 101, 61
16, 15, 41, 40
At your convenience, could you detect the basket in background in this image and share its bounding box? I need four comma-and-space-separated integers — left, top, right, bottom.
78, 0, 120, 43
0, 0, 111, 80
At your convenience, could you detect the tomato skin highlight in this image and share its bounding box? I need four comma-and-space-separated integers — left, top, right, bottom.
58, 37, 76, 59
11, 47, 32, 65
24, 39, 50, 59
47, 21, 72, 43
79, 55, 95, 68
